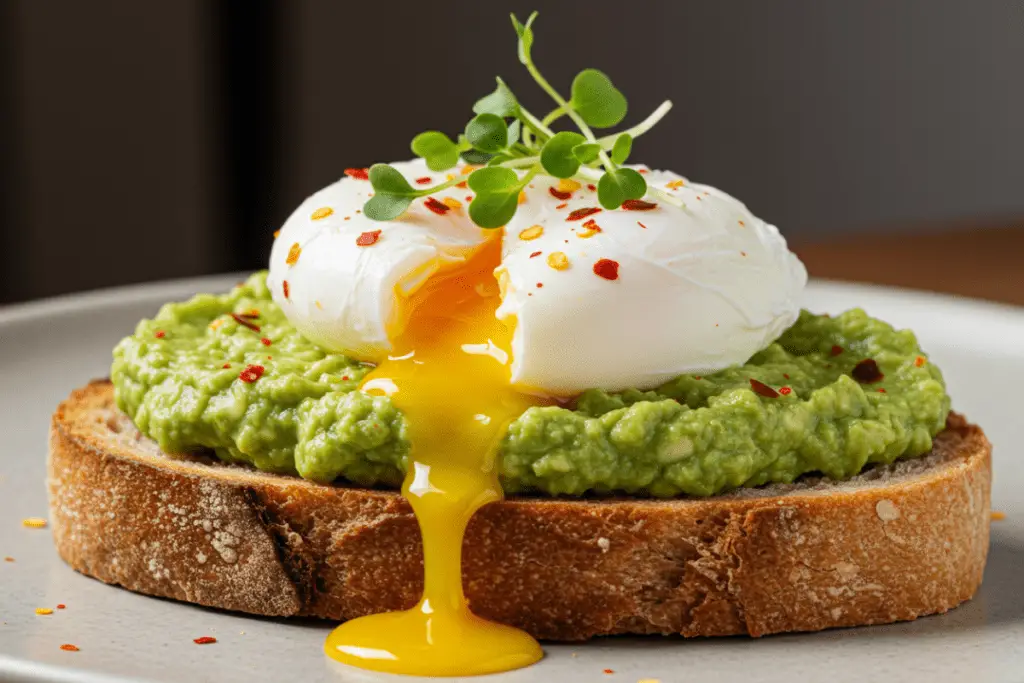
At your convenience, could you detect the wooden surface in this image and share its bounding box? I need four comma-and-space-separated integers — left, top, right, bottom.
795, 223, 1024, 306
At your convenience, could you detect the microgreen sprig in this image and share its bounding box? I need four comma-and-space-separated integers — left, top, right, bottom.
363, 11, 679, 228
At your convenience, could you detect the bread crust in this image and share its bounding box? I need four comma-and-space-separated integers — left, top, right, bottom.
48, 380, 991, 640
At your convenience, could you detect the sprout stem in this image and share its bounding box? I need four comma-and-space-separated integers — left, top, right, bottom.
596, 101, 673, 149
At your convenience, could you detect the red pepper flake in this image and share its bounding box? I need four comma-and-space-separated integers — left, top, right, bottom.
423, 197, 450, 215
581, 222, 602, 240
3, 556, 13, 562
694, 376, 702, 380
356, 230, 382, 247
414, 176, 432, 184
878, 388, 887, 393
536, 282, 544, 288
230, 313, 261, 333
555, 202, 568, 209
783, 373, 790, 379
530, 251, 542, 258
60, 644, 80, 652
239, 364, 265, 383
549, 186, 573, 200
914, 356, 926, 367
465, 195, 473, 202
567, 207, 602, 221
603, 669, 615, 675
593, 258, 620, 281
851, 359, 884, 384
621, 199, 657, 211
587, 183, 596, 191
222, 363, 231, 369
344, 168, 369, 180
749, 379, 779, 398
154, 330, 165, 339
282, 280, 291, 299
830, 345, 844, 356
779, 386, 793, 395
239, 309, 260, 319
637, 221, 648, 229
260, 337, 272, 347
56, 604, 66, 609
341, 375, 350, 381
638, 169, 649, 174
193, 636, 217, 645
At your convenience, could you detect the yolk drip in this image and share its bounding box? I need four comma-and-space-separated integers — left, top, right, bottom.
325, 235, 546, 676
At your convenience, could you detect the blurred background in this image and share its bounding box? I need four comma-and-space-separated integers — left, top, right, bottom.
1, 1, 1022, 304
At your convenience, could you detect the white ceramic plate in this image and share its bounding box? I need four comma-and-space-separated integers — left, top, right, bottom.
1, 275, 1022, 683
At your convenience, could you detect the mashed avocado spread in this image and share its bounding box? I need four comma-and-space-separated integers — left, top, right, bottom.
112, 272, 950, 497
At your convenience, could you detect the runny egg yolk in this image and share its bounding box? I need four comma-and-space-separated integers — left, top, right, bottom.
325, 235, 547, 676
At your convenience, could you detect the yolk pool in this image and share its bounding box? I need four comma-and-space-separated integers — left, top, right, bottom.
325, 235, 546, 676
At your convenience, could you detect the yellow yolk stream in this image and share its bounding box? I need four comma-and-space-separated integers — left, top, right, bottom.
325, 235, 546, 676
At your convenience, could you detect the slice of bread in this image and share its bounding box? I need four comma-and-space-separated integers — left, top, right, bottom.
48, 380, 991, 641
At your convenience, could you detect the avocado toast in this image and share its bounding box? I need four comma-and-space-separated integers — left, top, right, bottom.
50, 382, 989, 640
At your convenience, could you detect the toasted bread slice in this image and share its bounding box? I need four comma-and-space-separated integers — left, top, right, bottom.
48, 380, 991, 641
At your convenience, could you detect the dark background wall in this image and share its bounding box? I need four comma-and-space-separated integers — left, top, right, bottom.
2, 1, 1022, 303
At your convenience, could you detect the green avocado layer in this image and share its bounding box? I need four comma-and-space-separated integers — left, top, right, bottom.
112, 272, 950, 497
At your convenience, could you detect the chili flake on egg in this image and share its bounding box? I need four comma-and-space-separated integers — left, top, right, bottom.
424, 197, 451, 215
567, 207, 601, 221
621, 199, 657, 211
592, 258, 619, 280
356, 230, 382, 247
310, 206, 333, 220
578, 219, 602, 238
286, 243, 302, 265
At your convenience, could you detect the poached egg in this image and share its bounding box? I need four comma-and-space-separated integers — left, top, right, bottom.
269, 159, 807, 395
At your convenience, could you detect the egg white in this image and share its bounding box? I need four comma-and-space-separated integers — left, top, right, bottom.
269, 159, 807, 393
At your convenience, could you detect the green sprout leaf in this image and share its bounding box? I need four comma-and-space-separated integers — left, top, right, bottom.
467, 166, 523, 229
570, 69, 627, 128
364, 193, 413, 221
511, 11, 538, 66
572, 142, 601, 164
411, 131, 459, 171
610, 133, 633, 165
467, 166, 519, 193
461, 149, 495, 165
473, 77, 518, 117
507, 119, 521, 147
540, 131, 586, 178
597, 167, 646, 210
363, 163, 417, 220
368, 163, 416, 195
465, 113, 508, 154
